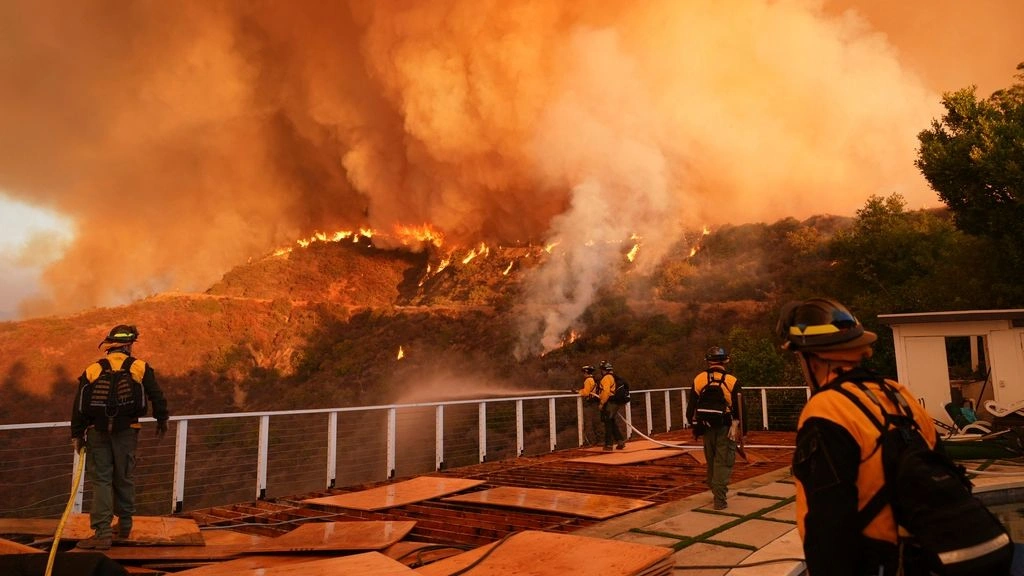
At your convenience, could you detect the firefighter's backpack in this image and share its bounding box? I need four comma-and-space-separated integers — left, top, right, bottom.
611, 375, 630, 403
78, 357, 147, 419
834, 373, 1013, 576
694, 369, 730, 427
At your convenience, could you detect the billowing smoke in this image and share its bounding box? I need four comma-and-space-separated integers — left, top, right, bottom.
1, 1, 1020, 350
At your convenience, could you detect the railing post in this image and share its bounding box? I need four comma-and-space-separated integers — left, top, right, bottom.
644, 392, 653, 435
681, 388, 690, 428
664, 390, 672, 432
326, 412, 337, 489
172, 419, 188, 513
761, 388, 770, 431
515, 400, 524, 457
624, 402, 633, 439
387, 408, 396, 479
478, 402, 487, 463
548, 398, 557, 452
435, 405, 445, 471
576, 397, 584, 447
256, 416, 269, 500
73, 449, 85, 514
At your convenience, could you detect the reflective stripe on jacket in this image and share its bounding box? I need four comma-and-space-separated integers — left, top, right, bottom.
795, 375, 938, 545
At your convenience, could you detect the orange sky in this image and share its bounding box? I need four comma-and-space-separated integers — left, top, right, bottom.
0, 0, 1021, 334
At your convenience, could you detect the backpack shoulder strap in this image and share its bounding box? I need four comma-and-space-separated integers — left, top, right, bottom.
706, 368, 726, 386
121, 356, 136, 373
97, 358, 112, 373
825, 370, 915, 532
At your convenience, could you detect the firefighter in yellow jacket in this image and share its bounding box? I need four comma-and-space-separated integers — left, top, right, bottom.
687, 346, 741, 510
71, 325, 169, 550
778, 298, 942, 575
577, 365, 600, 446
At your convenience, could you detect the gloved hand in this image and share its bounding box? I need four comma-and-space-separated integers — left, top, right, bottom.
156, 420, 168, 440
727, 420, 741, 441
72, 437, 85, 453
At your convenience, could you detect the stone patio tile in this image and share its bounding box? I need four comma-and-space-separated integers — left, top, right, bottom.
743, 482, 795, 499
727, 527, 805, 576
612, 530, 681, 547
643, 510, 734, 538
698, 494, 779, 516
673, 542, 752, 576
713, 519, 794, 549
762, 502, 796, 523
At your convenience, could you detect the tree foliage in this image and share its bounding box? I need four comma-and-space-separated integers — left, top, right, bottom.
916, 63, 1024, 300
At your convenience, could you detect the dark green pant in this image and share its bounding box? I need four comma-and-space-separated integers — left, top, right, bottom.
702, 424, 736, 505
86, 428, 138, 537
582, 400, 601, 445
601, 401, 625, 446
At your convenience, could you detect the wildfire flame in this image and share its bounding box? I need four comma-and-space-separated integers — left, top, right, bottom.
688, 225, 711, 258
396, 224, 444, 248
626, 234, 641, 262
397, 346, 404, 360
503, 261, 514, 275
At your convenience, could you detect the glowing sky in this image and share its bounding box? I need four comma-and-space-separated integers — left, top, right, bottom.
0, 0, 1021, 332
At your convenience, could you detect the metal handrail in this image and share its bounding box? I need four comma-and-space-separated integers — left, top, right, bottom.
0, 385, 807, 515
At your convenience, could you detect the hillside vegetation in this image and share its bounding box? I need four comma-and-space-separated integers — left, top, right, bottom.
2, 194, 1020, 425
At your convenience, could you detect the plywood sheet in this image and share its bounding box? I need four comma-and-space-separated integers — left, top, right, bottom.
383, 541, 466, 567
581, 440, 666, 452
0, 536, 41, 554
250, 521, 416, 553
97, 544, 245, 561
175, 551, 416, 575
58, 515, 203, 545
569, 448, 685, 465
441, 486, 654, 520
302, 477, 485, 511
415, 531, 673, 576
171, 555, 331, 575
198, 529, 272, 547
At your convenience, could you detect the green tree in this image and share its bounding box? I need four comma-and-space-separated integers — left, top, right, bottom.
916, 63, 1024, 305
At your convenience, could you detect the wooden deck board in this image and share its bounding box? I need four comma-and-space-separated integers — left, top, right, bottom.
174, 551, 416, 575
302, 477, 485, 511
569, 449, 686, 465
414, 530, 672, 575
441, 486, 654, 520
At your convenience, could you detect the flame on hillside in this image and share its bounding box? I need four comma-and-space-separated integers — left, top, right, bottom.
625, 234, 641, 262
396, 225, 445, 248
397, 346, 405, 360
688, 225, 711, 258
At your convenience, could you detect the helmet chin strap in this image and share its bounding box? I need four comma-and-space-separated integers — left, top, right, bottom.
797, 352, 825, 393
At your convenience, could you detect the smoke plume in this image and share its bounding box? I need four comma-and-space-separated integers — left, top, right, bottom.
1, 0, 1021, 351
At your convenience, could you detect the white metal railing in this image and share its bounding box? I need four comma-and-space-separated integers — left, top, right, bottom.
0, 386, 807, 518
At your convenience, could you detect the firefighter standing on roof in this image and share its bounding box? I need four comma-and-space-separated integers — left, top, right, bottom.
71, 325, 169, 551
598, 361, 627, 450
577, 365, 600, 447
687, 346, 742, 510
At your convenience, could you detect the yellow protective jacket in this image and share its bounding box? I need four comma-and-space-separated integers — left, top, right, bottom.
687, 365, 739, 423
71, 351, 169, 438
795, 369, 938, 547
579, 376, 598, 402
598, 373, 617, 407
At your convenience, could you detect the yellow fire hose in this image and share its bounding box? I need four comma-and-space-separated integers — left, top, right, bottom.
45, 446, 86, 576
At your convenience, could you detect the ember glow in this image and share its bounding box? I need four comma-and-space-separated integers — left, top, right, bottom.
1, 0, 1021, 332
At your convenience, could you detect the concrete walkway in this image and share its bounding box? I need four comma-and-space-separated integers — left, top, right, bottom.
576, 467, 804, 576
575, 459, 1024, 576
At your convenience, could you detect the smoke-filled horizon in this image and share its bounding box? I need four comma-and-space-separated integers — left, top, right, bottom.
1, 1, 1021, 350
